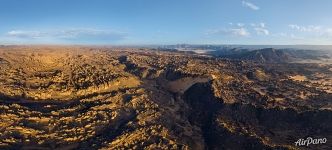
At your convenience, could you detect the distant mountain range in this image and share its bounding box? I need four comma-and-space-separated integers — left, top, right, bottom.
222, 48, 292, 63
158, 44, 332, 51
206, 48, 331, 63
160, 45, 332, 63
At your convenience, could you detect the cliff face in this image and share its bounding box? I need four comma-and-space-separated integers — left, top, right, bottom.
183, 82, 331, 150
0, 46, 331, 149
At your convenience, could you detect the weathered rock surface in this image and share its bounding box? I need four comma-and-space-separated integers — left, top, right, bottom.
0, 46, 331, 149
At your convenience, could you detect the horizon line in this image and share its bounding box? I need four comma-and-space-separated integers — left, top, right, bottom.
2, 43, 332, 46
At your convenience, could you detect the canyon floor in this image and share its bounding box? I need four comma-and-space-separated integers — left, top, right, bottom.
0, 46, 331, 150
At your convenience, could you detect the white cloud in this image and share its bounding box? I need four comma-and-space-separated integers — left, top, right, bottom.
207, 27, 250, 37
242, 1, 260, 10
326, 28, 332, 37
284, 24, 332, 41
5, 28, 127, 42
207, 22, 272, 37
288, 24, 321, 32
254, 28, 269, 35
237, 23, 245, 27
288, 24, 332, 39
251, 22, 269, 35
7, 30, 44, 38
230, 28, 250, 37
277, 33, 304, 40
289, 24, 300, 30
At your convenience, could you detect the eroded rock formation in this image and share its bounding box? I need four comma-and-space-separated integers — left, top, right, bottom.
0, 46, 331, 149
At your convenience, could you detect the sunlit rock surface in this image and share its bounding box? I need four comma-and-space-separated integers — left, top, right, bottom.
0, 46, 331, 149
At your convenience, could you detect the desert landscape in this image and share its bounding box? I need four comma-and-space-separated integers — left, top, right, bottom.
0, 46, 331, 149
1, 0, 332, 149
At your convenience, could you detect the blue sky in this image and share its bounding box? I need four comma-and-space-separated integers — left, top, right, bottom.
1, 0, 332, 45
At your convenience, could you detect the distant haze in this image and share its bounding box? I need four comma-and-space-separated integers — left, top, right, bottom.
157, 44, 332, 51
